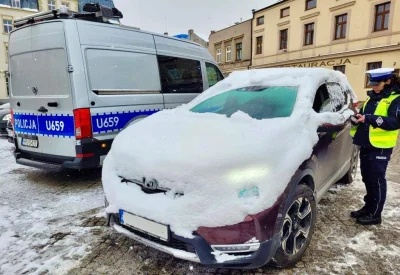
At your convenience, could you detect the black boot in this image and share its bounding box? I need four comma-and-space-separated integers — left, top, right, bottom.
350, 207, 368, 218
356, 213, 382, 225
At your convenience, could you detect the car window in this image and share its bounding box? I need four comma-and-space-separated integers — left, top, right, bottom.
190, 86, 298, 120
205, 63, 224, 87
313, 83, 346, 113
157, 55, 203, 93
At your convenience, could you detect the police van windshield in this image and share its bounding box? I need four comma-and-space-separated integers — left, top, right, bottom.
190, 86, 298, 120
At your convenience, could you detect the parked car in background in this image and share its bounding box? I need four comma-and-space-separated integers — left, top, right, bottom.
0, 103, 11, 138
8, 5, 224, 171
103, 68, 359, 269
6, 117, 14, 143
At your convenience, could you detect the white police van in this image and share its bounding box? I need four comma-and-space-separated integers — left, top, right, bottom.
9, 4, 224, 170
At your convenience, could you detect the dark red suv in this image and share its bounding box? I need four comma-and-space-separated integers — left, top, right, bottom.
104, 69, 359, 268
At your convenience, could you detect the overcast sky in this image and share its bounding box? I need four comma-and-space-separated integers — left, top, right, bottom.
114, 0, 278, 41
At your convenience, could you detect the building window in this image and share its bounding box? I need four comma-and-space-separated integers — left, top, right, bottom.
226, 46, 232, 62
48, 1, 56, 10
304, 23, 314, 46
334, 65, 346, 74
366, 62, 383, 87
280, 29, 288, 50
3, 20, 12, 34
11, 0, 21, 8
281, 7, 290, 18
374, 2, 390, 32
256, 36, 263, 55
158, 55, 203, 93
216, 48, 221, 63
305, 0, 317, 10
256, 16, 264, 26
334, 14, 347, 40
206, 63, 224, 87
61, 2, 70, 8
236, 43, 242, 61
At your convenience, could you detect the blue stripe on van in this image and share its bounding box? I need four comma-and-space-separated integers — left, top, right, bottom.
14, 113, 75, 138
91, 109, 159, 134
14, 110, 159, 137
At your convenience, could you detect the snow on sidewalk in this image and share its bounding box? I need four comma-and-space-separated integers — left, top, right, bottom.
0, 139, 104, 275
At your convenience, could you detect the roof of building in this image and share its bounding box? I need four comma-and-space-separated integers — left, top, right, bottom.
253, 0, 289, 15
209, 19, 252, 38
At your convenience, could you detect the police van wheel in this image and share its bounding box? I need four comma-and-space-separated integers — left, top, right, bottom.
339, 145, 359, 184
271, 184, 316, 268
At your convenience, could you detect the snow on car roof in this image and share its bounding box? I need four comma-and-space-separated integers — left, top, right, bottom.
0, 103, 10, 109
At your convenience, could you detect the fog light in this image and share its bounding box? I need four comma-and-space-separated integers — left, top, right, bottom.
211, 243, 260, 253
101, 143, 107, 148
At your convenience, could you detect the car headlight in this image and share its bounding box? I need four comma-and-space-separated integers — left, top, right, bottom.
227, 166, 269, 185
2, 114, 11, 121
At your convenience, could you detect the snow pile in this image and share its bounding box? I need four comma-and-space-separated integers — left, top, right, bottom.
103, 68, 356, 238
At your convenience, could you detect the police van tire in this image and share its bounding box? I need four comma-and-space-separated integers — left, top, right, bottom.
271, 184, 316, 268
339, 145, 359, 184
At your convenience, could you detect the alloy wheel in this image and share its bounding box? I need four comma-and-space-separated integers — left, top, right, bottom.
280, 197, 312, 256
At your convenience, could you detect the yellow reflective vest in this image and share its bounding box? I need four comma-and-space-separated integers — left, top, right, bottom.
350, 93, 400, 149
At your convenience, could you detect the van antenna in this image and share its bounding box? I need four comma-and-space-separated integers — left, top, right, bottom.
165, 17, 168, 33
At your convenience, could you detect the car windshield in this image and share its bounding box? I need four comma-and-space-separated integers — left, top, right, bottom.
190, 86, 298, 120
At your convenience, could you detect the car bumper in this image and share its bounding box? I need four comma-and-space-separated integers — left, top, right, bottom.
14, 138, 113, 171
107, 213, 280, 269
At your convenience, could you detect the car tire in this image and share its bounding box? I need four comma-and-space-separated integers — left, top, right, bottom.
271, 184, 316, 268
339, 145, 359, 184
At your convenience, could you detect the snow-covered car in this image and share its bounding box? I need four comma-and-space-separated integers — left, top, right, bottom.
0, 103, 11, 138
103, 68, 359, 269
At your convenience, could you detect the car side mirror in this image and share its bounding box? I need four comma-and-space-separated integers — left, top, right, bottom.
317, 123, 345, 133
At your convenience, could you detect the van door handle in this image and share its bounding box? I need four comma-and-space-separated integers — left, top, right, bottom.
47, 102, 58, 107
38, 106, 48, 113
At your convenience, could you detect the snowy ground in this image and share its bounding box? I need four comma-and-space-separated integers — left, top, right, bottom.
0, 138, 104, 275
1, 137, 400, 274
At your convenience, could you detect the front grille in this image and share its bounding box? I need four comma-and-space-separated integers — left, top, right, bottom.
121, 224, 195, 253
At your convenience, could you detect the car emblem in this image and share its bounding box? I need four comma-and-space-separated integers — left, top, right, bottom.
32, 85, 38, 95
142, 178, 159, 190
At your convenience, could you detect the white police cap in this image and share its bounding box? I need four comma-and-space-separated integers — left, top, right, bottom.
366, 68, 394, 86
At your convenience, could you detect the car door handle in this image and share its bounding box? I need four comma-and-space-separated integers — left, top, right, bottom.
47, 102, 58, 108
37, 106, 48, 113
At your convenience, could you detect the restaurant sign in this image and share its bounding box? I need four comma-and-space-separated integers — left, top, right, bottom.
280, 58, 351, 68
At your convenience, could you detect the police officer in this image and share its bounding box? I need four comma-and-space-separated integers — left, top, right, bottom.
350, 68, 400, 225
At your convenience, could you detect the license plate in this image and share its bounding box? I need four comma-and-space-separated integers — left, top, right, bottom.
120, 210, 169, 241
21, 138, 39, 148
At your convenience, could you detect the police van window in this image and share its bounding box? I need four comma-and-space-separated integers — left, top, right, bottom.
86, 49, 161, 94
157, 56, 203, 93
10, 49, 70, 97
206, 63, 224, 87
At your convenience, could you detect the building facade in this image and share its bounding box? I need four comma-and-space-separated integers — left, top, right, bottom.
39, 0, 78, 12
252, 0, 400, 100
188, 29, 208, 48
208, 19, 252, 76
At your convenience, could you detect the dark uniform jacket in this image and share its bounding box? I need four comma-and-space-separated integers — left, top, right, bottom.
353, 84, 400, 156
